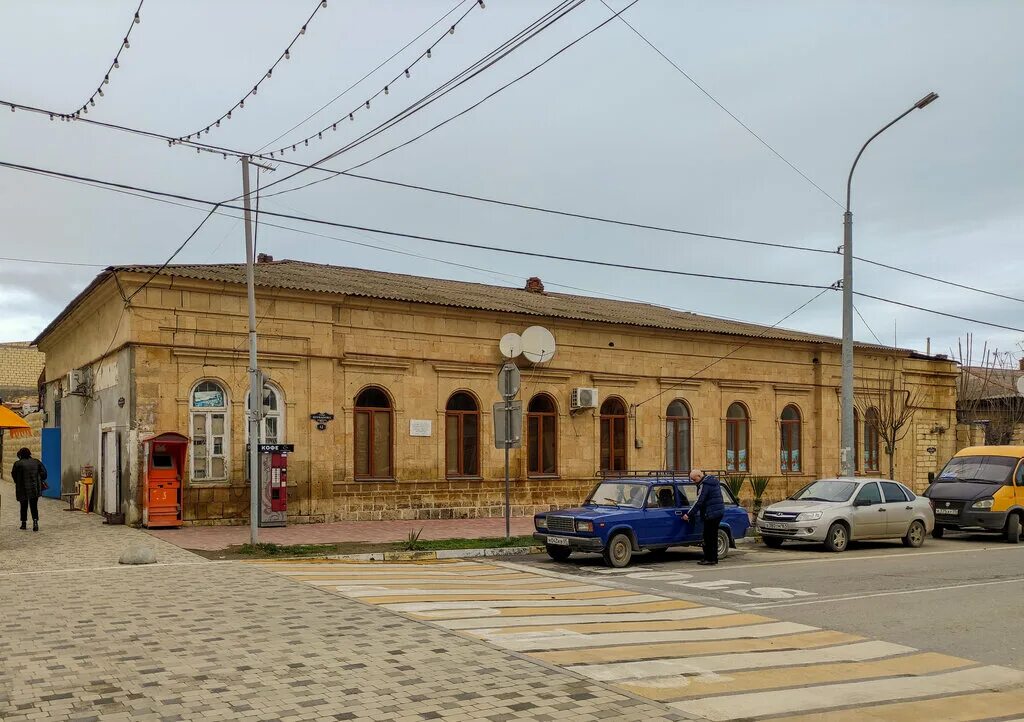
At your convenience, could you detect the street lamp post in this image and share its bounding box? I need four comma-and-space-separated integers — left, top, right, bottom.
840, 91, 938, 478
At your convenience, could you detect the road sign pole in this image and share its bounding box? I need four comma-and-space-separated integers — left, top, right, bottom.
504, 397, 511, 540
496, 361, 520, 541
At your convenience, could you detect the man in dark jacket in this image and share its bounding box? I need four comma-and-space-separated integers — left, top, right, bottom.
12, 447, 46, 531
683, 469, 725, 565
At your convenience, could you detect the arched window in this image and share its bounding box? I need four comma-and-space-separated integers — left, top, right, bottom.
780, 405, 801, 473
527, 394, 558, 476
864, 407, 880, 472
354, 387, 392, 479
726, 402, 749, 473
245, 383, 285, 444
600, 397, 628, 472
446, 392, 479, 477
666, 400, 691, 472
190, 380, 228, 481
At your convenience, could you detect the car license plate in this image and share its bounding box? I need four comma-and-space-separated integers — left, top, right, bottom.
546, 536, 570, 546
934, 508, 959, 516
761, 522, 792, 530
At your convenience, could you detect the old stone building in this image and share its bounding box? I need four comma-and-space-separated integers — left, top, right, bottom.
34, 259, 959, 526
0, 341, 44, 408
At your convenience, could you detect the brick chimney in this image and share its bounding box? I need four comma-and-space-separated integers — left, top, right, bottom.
525, 277, 545, 293
256, 253, 274, 263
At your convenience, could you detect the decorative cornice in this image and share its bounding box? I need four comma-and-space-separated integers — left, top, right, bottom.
590, 373, 641, 387
339, 354, 412, 373
773, 383, 813, 395
658, 378, 702, 390
433, 362, 496, 378
171, 348, 300, 366
716, 380, 760, 392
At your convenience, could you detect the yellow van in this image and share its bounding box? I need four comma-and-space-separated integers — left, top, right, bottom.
925, 446, 1024, 543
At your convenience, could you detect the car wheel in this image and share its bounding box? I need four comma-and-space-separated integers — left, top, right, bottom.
931, 525, 945, 539
603, 533, 633, 568
824, 522, 849, 553
717, 528, 731, 560
546, 545, 572, 562
763, 536, 785, 548
1006, 514, 1021, 545
902, 520, 926, 548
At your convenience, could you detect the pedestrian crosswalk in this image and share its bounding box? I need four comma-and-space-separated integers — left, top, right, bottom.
254, 559, 1024, 721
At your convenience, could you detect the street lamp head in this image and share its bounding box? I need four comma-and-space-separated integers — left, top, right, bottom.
914, 92, 939, 109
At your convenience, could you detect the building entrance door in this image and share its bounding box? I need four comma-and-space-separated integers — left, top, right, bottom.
101, 430, 120, 516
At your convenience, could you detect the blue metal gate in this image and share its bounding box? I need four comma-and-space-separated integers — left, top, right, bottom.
41, 428, 61, 499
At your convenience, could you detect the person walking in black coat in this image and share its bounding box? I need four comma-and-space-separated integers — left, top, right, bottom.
682, 469, 725, 565
12, 447, 46, 531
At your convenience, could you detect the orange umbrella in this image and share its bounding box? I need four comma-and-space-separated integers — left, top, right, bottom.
0, 405, 32, 439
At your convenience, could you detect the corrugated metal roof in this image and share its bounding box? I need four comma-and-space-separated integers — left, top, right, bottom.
35, 259, 899, 350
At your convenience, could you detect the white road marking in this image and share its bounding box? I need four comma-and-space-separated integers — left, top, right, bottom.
301, 576, 582, 587
440, 606, 734, 630
482, 621, 816, 652
382, 595, 664, 613
568, 641, 917, 681
741, 577, 1024, 610
340, 584, 603, 597
670, 665, 1024, 721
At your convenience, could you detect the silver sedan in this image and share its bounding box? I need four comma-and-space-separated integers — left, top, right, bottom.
756, 478, 934, 552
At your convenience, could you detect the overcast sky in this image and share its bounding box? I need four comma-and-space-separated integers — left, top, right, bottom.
1, 0, 1021, 364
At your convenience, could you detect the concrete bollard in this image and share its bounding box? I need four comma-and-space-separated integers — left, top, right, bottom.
118, 545, 157, 565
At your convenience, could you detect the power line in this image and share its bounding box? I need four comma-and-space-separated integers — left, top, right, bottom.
854, 255, 1024, 305
598, 0, 842, 209
635, 286, 834, 408
250, 0, 591, 197
853, 303, 885, 346
71, 0, 145, 117
0, 256, 107, 268
178, 0, 330, 141
10, 157, 1023, 336
257, 0, 487, 159
256, 0, 471, 152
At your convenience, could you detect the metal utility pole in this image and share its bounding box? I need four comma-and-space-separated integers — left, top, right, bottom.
241, 155, 275, 545
840, 91, 938, 477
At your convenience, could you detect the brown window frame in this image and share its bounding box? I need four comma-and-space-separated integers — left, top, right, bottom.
665, 400, 691, 473
854, 408, 861, 473
445, 392, 480, 478
864, 407, 880, 473
725, 402, 750, 473
354, 387, 393, 480
780, 404, 801, 474
600, 397, 628, 473
527, 394, 558, 477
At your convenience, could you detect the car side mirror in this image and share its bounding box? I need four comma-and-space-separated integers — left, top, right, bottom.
853, 498, 873, 507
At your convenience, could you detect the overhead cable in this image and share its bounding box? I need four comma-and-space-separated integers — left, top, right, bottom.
8, 158, 1024, 334
598, 0, 842, 209
177, 0, 330, 141
70, 0, 145, 118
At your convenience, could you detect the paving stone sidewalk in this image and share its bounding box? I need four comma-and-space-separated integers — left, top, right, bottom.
147, 516, 537, 551
0, 485, 694, 721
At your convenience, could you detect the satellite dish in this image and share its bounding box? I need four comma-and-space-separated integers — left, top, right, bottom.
499, 332, 523, 359
1016, 376, 1024, 396
521, 326, 556, 364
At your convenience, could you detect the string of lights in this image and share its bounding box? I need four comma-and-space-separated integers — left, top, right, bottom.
71, 0, 145, 117
256, 0, 470, 153
177, 0, 329, 142
5, 93, 1023, 309
256, 0, 487, 159
7, 157, 1024, 336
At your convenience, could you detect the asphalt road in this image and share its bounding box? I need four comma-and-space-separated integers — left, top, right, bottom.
511, 533, 1024, 669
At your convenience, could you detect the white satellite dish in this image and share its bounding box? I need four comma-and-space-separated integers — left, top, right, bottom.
521, 325, 556, 364
499, 332, 523, 359
1016, 376, 1024, 397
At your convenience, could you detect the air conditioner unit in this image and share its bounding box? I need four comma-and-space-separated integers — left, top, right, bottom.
571, 387, 599, 411
66, 369, 86, 396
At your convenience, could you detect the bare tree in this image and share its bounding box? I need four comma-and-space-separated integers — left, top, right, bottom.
855, 364, 926, 479
955, 333, 1024, 445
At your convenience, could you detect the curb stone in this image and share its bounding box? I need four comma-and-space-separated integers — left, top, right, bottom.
324, 545, 544, 562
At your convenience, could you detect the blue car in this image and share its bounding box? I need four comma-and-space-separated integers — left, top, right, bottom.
533, 475, 751, 567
